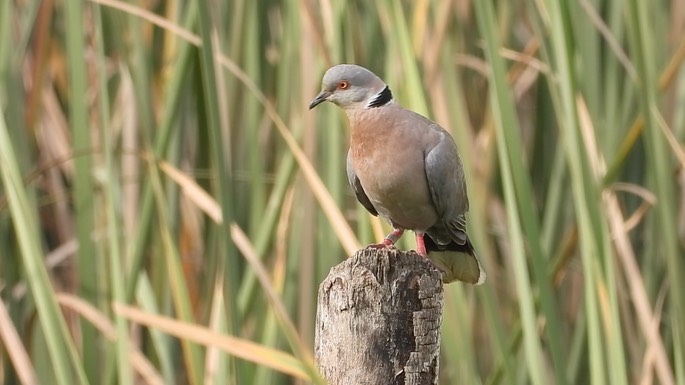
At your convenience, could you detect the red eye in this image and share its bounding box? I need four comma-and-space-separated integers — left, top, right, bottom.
337, 81, 349, 90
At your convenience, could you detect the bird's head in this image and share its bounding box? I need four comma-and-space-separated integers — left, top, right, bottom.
309, 64, 392, 111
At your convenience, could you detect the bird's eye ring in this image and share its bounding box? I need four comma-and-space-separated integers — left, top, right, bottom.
338, 81, 349, 90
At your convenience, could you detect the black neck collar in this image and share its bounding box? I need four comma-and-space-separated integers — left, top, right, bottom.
366, 86, 393, 108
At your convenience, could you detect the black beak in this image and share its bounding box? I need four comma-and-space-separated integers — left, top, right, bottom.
308, 91, 331, 110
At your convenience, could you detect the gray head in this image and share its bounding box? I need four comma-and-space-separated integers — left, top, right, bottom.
309, 64, 393, 110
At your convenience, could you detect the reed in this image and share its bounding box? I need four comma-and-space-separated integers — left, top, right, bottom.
1, 1, 683, 384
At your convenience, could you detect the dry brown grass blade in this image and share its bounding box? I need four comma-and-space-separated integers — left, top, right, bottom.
204, 278, 227, 385
651, 105, 685, 169
11, 239, 78, 300
580, 0, 637, 80
0, 299, 38, 385
116, 67, 140, 239
112, 303, 311, 381
576, 95, 606, 179
158, 161, 221, 223
275, 187, 296, 291
88, 0, 200, 45
609, 183, 656, 233
659, 36, 685, 90
229, 223, 317, 366
370, 215, 386, 243
55, 294, 165, 385
604, 195, 675, 385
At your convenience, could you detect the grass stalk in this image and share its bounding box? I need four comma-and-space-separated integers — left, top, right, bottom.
93, 3, 133, 383
62, 0, 98, 380
626, 0, 685, 361
474, 0, 567, 383
194, 0, 241, 382
0, 111, 87, 385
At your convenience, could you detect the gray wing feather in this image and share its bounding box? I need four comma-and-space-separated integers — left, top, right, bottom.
346, 151, 378, 216
424, 125, 469, 245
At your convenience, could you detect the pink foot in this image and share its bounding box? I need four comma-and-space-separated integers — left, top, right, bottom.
368, 228, 404, 249
415, 233, 427, 257
368, 239, 394, 249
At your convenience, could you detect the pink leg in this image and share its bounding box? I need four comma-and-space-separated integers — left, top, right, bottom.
415, 232, 427, 257
369, 228, 404, 249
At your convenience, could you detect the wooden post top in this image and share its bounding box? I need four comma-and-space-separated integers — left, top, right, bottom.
315, 248, 444, 385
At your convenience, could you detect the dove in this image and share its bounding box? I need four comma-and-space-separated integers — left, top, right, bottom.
309, 64, 485, 284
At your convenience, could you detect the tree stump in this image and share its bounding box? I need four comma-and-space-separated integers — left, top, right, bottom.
315, 247, 444, 385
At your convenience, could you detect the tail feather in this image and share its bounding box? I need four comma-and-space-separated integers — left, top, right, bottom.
424, 234, 486, 285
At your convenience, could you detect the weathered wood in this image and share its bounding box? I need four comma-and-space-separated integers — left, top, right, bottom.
315, 248, 444, 385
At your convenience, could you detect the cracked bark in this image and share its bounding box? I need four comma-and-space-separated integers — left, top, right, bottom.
315, 248, 444, 385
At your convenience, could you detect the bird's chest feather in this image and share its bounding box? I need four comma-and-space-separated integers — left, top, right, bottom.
349, 126, 438, 230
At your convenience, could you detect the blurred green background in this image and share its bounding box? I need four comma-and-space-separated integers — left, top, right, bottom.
1, 0, 684, 384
